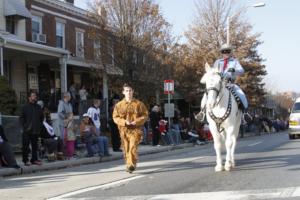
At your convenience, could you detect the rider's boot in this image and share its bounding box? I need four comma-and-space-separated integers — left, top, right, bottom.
195, 94, 207, 122
195, 109, 205, 122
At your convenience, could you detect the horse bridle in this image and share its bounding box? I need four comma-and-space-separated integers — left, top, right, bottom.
205, 73, 223, 98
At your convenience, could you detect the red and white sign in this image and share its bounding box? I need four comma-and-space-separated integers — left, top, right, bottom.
164, 79, 174, 94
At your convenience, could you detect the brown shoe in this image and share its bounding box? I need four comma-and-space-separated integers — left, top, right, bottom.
126, 165, 135, 173
57, 152, 65, 161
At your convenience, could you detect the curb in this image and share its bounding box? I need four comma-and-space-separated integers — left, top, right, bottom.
0, 143, 195, 177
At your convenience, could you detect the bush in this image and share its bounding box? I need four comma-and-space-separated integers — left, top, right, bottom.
0, 76, 17, 115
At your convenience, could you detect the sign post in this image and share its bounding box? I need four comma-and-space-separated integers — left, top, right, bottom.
164, 80, 174, 130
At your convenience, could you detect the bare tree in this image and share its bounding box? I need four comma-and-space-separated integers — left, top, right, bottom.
87, 0, 174, 102
175, 0, 266, 106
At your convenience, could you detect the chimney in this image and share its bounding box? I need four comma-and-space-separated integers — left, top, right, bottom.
65, 0, 74, 4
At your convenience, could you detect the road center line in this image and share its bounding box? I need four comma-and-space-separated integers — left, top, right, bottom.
248, 141, 262, 147
47, 175, 145, 200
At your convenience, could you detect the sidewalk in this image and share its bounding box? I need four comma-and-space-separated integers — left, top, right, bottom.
0, 143, 196, 177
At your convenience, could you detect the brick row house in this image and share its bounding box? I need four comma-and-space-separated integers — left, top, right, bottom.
0, 0, 120, 116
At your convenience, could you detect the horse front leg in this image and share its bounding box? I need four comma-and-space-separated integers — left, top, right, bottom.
213, 138, 223, 172
230, 135, 238, 168
225, 133, 237, 171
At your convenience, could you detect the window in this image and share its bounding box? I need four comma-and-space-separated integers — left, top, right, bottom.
94, 39, 101, 60
6, 16, 16, 34
32, 15, 42, 34
56, 22, 65, 48
292, 103, 300, 113
76, 31, 84, 58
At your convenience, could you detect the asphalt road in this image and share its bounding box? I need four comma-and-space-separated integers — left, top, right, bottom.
2, 131, 300, 200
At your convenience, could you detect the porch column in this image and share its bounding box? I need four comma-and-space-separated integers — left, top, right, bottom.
155, 89, 160, 105
59, 56, 67, 97
0, 46, 3, 76
103, 72, 109, 121
0, 37, 5, 76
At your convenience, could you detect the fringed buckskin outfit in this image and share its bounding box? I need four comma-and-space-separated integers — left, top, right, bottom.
113, 98, 148, 171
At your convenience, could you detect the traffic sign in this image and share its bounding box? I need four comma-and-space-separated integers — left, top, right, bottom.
164, 79, 174, 94
164, 103, 174, 118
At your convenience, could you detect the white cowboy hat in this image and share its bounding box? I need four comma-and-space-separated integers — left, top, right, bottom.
219, 44, 233, 52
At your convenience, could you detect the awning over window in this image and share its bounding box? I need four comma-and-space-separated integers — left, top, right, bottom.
4, 0, 32, 19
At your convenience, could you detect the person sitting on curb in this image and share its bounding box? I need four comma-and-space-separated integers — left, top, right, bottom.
38, 101, 64, 162
0, 125, 20, 169
159, 116, 173, 145
170, 117, 182, 145
80, 113, 110, 157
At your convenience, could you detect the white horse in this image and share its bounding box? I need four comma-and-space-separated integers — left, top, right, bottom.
200, 63, 242, 172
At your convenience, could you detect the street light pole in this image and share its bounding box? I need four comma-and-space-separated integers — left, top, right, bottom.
226, 2, 265, 45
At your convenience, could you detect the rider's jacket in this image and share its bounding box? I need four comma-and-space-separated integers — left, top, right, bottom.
213, 57, 244, 80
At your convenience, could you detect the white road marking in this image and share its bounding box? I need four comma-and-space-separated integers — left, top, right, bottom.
248, 141, 262, 147
142, 187, 300, 199
57, 186, 300, 200
47, 175, 145, 200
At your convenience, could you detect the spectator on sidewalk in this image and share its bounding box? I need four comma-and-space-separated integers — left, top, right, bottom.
113, 83, 148, 173
20, 91, 43, 166
87, 99, 111, 155
179, 117, 190, 142
0, 125, 20, 169
56, 92, 73, 139
159, 116, 173, 145
79, 85, 88, 116
69, 82, 78, 114
150, 105, 161, 146
87, 99, 102, 136
187, 128, 205, 145
38, 101, 64, 161
80, 113, 110, 157
64, 113, 77, 159
170, 117, 182, 145
108, 99, 121, 152
108, 117, 122, 151
141, 121, 149, 145
56, 92, 76, 159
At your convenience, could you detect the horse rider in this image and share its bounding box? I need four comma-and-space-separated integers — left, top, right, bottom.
196, 44, 248, 122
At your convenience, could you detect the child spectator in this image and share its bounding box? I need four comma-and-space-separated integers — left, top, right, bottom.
159, 117, 173, 145
64, 113, 77, 159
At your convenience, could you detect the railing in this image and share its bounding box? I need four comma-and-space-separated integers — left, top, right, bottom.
0, 114, 22, 152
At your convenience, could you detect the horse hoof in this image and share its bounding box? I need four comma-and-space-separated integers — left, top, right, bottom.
231, 162, 235, 168
224, 165, 232, 171
215, 165, 224, 172
225, 162, 233, 171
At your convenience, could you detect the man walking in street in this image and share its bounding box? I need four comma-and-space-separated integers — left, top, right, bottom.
20, 91, 43, 166
113, 83, 148, 173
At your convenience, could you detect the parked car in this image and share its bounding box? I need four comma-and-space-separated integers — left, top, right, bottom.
288, 97, 300, 139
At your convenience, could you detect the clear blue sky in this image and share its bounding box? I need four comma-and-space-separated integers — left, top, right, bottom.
75, 0, 300, 94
